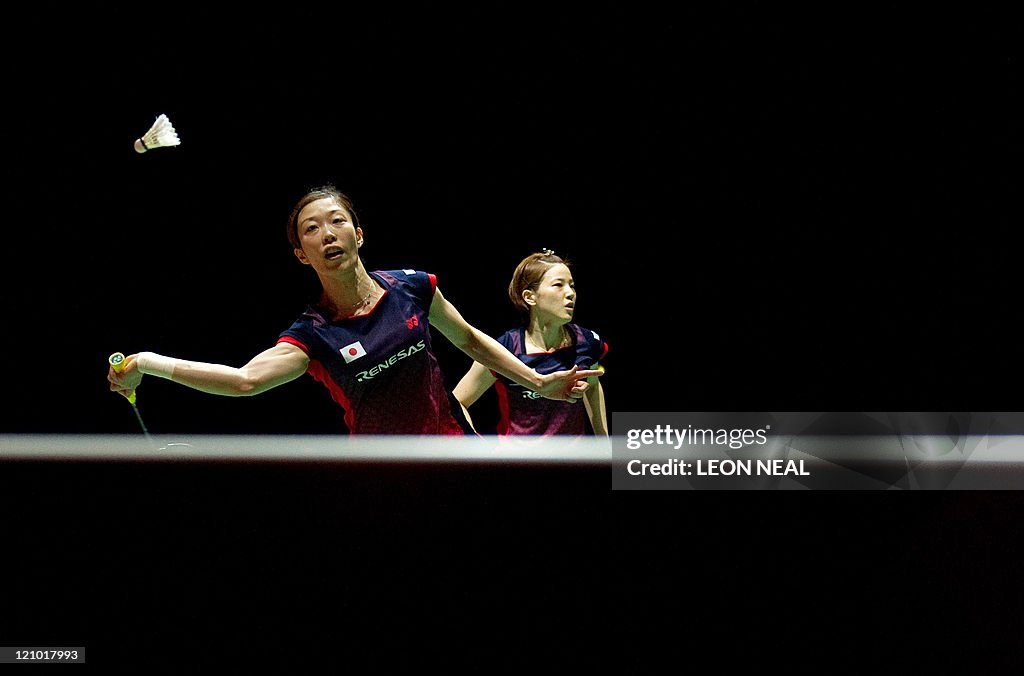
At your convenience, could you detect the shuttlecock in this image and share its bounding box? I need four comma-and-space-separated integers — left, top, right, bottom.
134, 114, 180, 154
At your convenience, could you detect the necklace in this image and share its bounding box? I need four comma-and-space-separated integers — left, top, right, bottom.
555, 325, 570, 350
332, 281, 376, 317
529, 325, 569, 352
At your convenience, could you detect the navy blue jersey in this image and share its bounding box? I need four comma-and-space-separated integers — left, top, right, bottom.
278, 269, 465, 435
493, 323, 608, 436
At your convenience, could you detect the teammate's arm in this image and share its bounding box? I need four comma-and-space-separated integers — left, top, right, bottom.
452, 361, 497, 427
583, 370, 609, 436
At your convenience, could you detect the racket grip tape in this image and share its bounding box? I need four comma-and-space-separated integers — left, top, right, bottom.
108, 352, 137, 405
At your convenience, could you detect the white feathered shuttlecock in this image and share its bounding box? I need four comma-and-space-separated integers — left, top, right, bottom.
134, 114, 180, 154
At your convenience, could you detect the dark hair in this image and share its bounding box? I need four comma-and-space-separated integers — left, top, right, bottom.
285, 184, 362, 250
508, 250, 571, 316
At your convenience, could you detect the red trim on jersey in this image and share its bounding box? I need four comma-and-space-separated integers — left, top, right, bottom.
600, 341, 609, 360
427, 273, 437, 295
307, 358, 356, 433
494, 378, 511, 435
277, 335, 309, 354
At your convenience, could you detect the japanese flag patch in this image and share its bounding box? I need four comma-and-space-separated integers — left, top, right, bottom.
341, 341, 367, 363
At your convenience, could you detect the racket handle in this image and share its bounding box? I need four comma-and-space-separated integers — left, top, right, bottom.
108, 352, 137, 405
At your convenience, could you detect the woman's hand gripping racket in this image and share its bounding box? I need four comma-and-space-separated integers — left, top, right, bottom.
108, 352, 152, 442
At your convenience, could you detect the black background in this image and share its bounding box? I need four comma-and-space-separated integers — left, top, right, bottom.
2, 3, 1023, 669
2, 4, 1021, 434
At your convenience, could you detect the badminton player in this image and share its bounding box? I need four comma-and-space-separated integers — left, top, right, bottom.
453, 250, 608, 437
107, 185, 599, 435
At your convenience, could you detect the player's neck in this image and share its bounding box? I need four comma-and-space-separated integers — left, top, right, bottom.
526, 319, 569, 353
321, 269, 380, 318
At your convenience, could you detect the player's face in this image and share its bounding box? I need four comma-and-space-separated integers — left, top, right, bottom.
531, 264, 576, 323
293, 197, 363, 273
